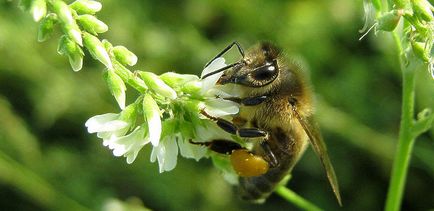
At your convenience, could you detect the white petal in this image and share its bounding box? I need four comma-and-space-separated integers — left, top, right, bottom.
85, 113, 128, 133
150, 147, 157, 163
112, 144, 127, 157
209, 84, 243, 98
143, 94, 162, 146
156, 143, 166, 173
201, 57, 226, 77
108, 127, 147, 158
178, 138, 206, 161
195, 121, 233, 141
125, 145, 143, 164
200, 57, 226, 93
85, 113, 117, 127
204, 99, 239, 117
150, 136, 179, 173
162, 137, 178, 172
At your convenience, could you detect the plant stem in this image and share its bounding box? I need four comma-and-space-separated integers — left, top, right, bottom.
384, 32, 417, 211
275, 186, 322, 211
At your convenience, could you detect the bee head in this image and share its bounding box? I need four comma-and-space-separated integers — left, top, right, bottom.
217, 42, 282, 88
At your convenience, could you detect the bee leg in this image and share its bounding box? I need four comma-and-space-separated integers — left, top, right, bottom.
201, 110, 268, 138
189, 139, 243, 155
223, 95, 268, 106
260, 141, 279, 168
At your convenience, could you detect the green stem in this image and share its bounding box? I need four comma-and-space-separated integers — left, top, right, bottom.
275, 186, 322, 211
384, 32, 417, 211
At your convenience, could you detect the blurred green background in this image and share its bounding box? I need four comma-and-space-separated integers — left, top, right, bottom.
1, 0, 433, 210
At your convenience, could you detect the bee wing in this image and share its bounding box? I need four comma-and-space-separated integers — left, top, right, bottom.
292, 107, 342, 206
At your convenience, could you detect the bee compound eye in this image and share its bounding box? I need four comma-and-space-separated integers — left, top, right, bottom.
230, 149, 269, 177
251, 65, 276, 81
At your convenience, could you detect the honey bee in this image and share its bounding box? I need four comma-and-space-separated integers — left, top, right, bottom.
192, 42, 342, 205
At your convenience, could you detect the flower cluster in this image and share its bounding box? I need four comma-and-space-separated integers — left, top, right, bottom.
24, 0, 241, 173
86, 58, 239, 172
362, 0, 434, 78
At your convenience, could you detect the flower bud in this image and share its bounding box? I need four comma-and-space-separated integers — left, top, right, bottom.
38, 13, 57, 42
159, 72, 199, 87
112, 46, 138, 66
139, 72, 177, 99
83, 32, 113, 69
58, 35, 84, 71
411, 41, 430, 62
69, 0, 102, 15
53, 0, 74, 25
77, 14, 108, 34
143, 93, 161, 146
64, 24, 83, 46
112, 61, 148, 92
104, 70, 127, 109
31, 0, 46, 22
181, 80, 202, 95
377, 10, 403, 31
119, 103, 137, 123
102, 39, 113, 52
413, 0, 434, 22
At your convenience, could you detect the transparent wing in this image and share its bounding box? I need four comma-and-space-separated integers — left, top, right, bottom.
292, 106, 342, 206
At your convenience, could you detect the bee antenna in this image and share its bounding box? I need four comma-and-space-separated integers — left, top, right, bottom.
201, 62, 241, 79
204, 41, 245, 68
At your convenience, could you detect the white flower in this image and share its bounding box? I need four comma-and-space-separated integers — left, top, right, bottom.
200, 57, 226, 94
105, 126, 149, 164
202, 98, 239, 117
150, 135, 179, 173
85, 113, 129, 139
199, 57, 240, 117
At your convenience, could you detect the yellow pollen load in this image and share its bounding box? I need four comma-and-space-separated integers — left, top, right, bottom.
230, 149, 269, 177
